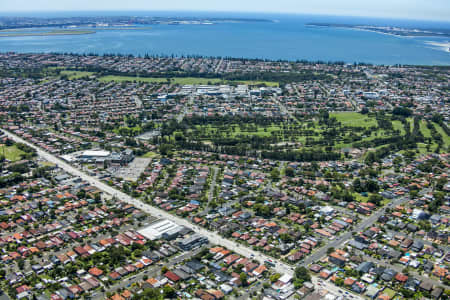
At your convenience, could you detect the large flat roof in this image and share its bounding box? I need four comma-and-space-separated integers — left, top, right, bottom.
138, 219, 182, 240
81, 150, 111, 157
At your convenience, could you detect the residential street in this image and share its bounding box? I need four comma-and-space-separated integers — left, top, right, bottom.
3, 129, 294, 277
301, 196, 410, 267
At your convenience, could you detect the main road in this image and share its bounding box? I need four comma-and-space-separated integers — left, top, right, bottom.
3, 129, 293, 276
5, 129, 371, 299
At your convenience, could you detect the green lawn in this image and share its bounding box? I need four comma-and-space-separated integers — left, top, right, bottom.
330, 112, 377, 128
192, 123, 284, 140
60, 70, 94, 79
0, 145, 25, 162
353, 192, 369, 203
225, 124, 283, 138
433, 122, 450, 147
141, 151, 159, 158
382, 288, 397, 298
113, 125, 143, 136
39, 161, 56, 167
419, 120, 432, 138
392, 120, 405, 134
99, 75, 278, 86
234, 80, 279, 87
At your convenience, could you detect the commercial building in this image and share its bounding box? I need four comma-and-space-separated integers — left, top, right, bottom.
177, 233, 208, 251
138, 220, 183, 241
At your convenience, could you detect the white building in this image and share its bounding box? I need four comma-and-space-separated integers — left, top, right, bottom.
138, 219, 183, 240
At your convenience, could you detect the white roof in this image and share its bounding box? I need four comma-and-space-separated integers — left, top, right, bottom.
61, 154, 76, 162
279, 274, 293, 284
138, 219, 182, 240
220, 284, 233, 293
82, 150, 111, 157
320, 206, 334, 213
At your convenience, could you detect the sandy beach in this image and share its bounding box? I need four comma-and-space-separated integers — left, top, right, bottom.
425, 41, 450, 53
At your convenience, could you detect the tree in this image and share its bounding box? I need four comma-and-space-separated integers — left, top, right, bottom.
335, 277, 344, 286
240, 272, 248, 286
368, 194, 383, 206
399, 288, 415, 298
326, 247, 335, 255
163, 285, 176, 298
353, 178, 362, 192
270, 273, 281, 283
393, 106, 412, 117
161, 266, 168, 275
17, 258, 25, 270
285, 167, 295, 177
365, 151, 377, 164
159, 144, 172, 156
280, 233, 292, 242
294, 266, 311, 282
135, 288, 163, 300
365, 180, 379, 193
270, 168, 280, 181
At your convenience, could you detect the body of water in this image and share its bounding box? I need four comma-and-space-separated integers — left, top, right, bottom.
0, 11, 449, 65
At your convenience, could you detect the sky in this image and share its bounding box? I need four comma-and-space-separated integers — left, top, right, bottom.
0, 0, 449, 21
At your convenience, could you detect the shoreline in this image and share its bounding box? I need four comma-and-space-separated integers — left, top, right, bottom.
424, 41, 450, 53
0, 30, 95, 37
306, 24, 450, 39
308, 24, 450, 54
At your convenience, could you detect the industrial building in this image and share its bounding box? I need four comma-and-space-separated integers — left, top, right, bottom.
138, 219, 183, 241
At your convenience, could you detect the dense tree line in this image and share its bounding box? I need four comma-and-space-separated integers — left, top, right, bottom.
261, 149, 341, 162
0, 172, 23, 188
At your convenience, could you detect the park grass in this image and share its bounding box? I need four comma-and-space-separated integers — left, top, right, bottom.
193, 115, 396, 150
419, 120, 432, 138
229, 124, 283, 138
334, 127, 392, 149
182, 112, 441, 155
353, 192, 369, 203
433, 122, 450, 147
113, 125, 142, 136
99, 75, 278, 86
235, 80, 279, 87
141, 151, 159, 158
39, 161, 56, 167
330, 112, 377, 128
60, 70, 94, 80
0, 145, 25, 162
194, 123, 283, 139
392, 120, 405, 134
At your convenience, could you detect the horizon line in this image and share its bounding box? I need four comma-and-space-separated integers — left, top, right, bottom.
0, 9, 449, 23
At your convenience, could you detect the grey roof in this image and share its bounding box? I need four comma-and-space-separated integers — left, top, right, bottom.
356, 261, 374, 273
185, 260, 205, 273
350, 240, 368, 250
